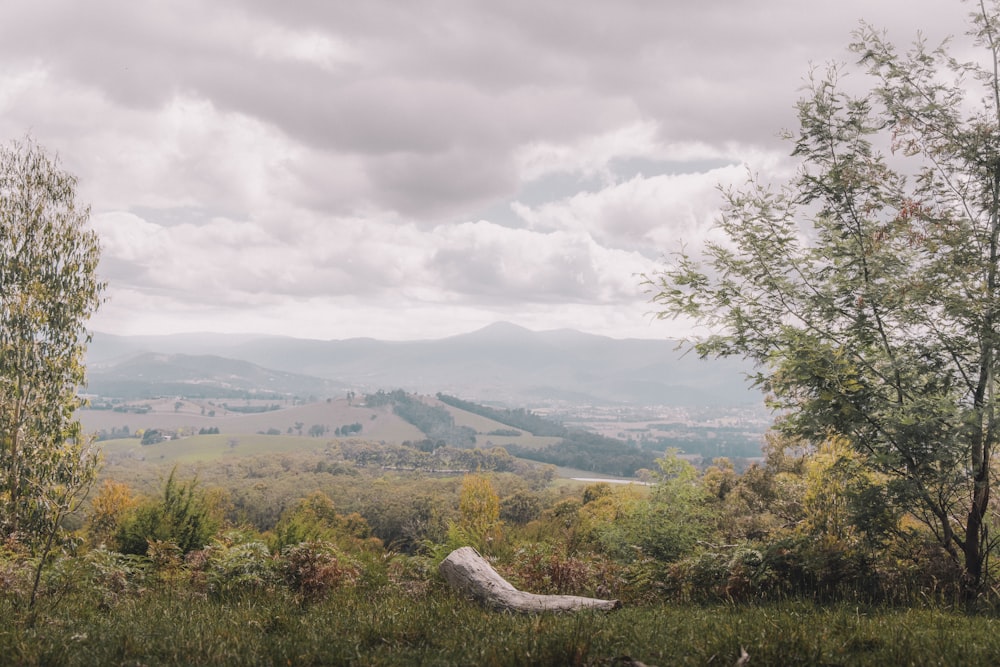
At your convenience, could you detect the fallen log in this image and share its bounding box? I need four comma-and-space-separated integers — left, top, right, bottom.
438, 546, 621, 613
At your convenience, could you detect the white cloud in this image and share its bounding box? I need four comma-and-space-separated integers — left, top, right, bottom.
0, 0, 979, 340
251, 26, 360, 71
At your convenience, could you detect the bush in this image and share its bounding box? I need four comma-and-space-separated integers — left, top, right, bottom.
501, 543, 625, 599
281, 541, 360, 599
115, 471, 220, 556
202, 532, 279, 598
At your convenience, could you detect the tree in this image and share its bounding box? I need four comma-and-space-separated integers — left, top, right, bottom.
141, 428, 164, 446
0, 137, 104, 551
645, 3, 1000, 595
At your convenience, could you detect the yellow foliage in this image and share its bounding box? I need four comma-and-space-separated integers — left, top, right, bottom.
458, 474, 502, 549
87, 480, 138, 545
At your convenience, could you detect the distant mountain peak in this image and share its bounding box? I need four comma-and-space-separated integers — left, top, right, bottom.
475, 321, 533, 335
445, 321, 537, 342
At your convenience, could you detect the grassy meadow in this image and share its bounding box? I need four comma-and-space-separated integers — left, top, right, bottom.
8, 584, 1000, 666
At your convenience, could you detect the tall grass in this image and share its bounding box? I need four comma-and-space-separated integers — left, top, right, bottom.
5, 583, 1000, 666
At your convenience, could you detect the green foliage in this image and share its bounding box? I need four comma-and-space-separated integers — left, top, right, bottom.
0, 137, 104, 552
269, 490, 375, 553
202, 532, 279, 598
140, 429, 164, 446
339, 439, 517, 473
335, 422, 362, 436
645, 4, 1000, 593
115, 470, 220, 556
589, 452, 714, 564
42, 547, 151, 609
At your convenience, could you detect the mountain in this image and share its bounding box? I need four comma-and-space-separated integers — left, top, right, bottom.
85, 352, 347, 399
85, 322, 761, 407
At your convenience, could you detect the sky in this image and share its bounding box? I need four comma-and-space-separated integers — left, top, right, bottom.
0, 1, 973, 341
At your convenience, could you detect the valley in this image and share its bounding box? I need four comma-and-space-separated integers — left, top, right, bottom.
81, 322, 771, 474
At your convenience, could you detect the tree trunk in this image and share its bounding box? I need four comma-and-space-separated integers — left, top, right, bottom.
438, 547, 620, 613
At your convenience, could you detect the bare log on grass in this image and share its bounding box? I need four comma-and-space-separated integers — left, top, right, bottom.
439, 546, 621, 613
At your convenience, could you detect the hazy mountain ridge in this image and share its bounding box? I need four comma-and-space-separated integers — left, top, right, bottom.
85, 352, 348, 399
85, 322, 760, 407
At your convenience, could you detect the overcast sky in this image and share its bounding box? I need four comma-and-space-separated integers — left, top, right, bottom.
0, 1, 973, 340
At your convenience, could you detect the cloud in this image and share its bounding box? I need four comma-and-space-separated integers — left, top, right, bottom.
0, 0, 977, 339
428, 220, 652, 304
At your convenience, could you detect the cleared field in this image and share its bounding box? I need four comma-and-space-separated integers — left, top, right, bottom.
97, 433, 338, 465
80, 398, 424, 443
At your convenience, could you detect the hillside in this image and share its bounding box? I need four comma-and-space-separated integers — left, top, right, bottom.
85, 352, 347, 399
86, 322, 761, 407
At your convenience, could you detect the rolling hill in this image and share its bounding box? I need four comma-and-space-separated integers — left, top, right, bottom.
85, 352, 348, 399
85, 322, 761, 408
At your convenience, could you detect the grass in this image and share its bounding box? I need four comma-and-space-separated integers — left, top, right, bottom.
7, 583, 1000, 666
98, 433, 333, 464
80, 399, 426, 443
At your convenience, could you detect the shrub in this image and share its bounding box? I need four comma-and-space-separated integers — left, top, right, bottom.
501, 543, 625, 599
282, 541, 359, 599
115, 470, 220, 556
203, 532, 279, 598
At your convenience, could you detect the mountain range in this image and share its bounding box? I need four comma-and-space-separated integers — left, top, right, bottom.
84, 322, 762, 407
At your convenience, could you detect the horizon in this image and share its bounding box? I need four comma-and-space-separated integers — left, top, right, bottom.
89, 319, 685, 344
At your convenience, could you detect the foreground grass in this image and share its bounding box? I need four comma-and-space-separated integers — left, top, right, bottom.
4, 584, 1000, 666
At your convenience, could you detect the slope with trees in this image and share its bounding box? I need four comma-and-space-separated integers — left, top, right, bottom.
437, 393, 658, 476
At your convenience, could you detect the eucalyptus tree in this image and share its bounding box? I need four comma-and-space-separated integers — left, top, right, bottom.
646, 2, 1000, 594
0, 137, 104, 554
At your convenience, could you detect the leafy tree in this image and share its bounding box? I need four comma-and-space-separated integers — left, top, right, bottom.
645, 3, 1000, 594
0, 137, 104, 553
633, 452, 714, 562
